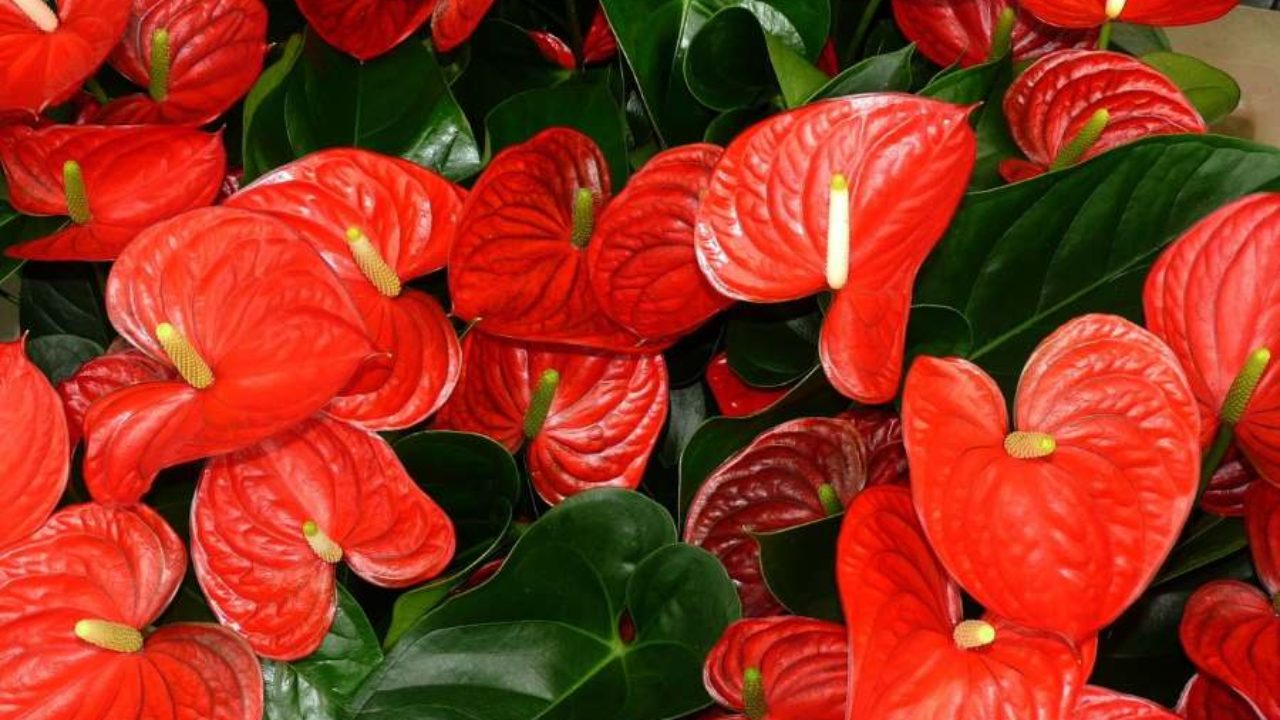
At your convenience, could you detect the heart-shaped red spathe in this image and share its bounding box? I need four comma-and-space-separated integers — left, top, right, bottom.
837, 485, 1086, 720
589, 143, 733, 340
83, 206, 375, 504
0, 124, 226, 261
892, 0, 1096, 68
58, 345, 175, 448
703, 616, 847, 720
1179, 674, 1265, 720
192, 414, 455, 660
1017, 0, 1237, 29
431, 0, 495, 52
694, 94, 976, 404
684, 417, 869, 617
83, 0, 267, 125
1181, 581, 1280, 720
1001, 50, 1206, 182
1246, 481, 1280, 597
0, 503, 262, 719
1073, 687, 1180, 719
902, 314, 1200, 640
434, 330, 668, 505
294, 0, 434, 60
0, 0, 131, 116
530, 7, 616, 69
1145, 193, 1280, 488
227, 148, 465, 430
0, 339, 68, 550
1203, 447, 1259, 517
705, 352, 789, 418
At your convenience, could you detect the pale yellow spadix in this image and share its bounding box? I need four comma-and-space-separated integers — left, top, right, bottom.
826, 173, 850, 291
10, 0, 59, 32
1105, 0, 1127, 19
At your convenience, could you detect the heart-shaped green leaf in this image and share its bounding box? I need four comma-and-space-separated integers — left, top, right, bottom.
725, 299, 822, 388
1142, 51, 1241, 125
755, 513, 843, 622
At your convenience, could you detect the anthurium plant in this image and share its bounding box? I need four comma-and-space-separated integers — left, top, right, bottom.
3, 0, 1279, 717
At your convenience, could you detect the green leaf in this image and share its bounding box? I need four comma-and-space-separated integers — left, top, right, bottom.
1109, 23, 1171, 56
809, 44, 915, 100
1142, 52, 1241, 125
765, 33, 831, 108
921, 57, 1017, 191
384, 431, 522, 648
703, 106, 772, 145
755, 514, 843, 621
0, 202, 67, 284
453, 21, 572, 131
242, 34, 304, 181
725, 299, 821, 387
349, 490, 740, 720
1154, 513, 1248, 587
643, 383, 713, 515
24, 334, 102, 384
912, 135, 1280, 391
19, 262, 112, 346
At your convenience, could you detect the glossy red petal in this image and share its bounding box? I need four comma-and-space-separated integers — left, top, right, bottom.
142, 624, 264, 720
582, 7, 617, 64
193, 415, 455, 660
703, 616, 847, 720
1005, 50, 1206, 173
1145, 193, 1280, 488
841, 407, 909, 486
1181, 581, 1280, 720
903, 314, 1200, 640
1178, 674, 1264, 720
695, 94, 975, 403
1017, 0, 1237, 28
1245, 481, 1280, 595
529, 30, 575, 69
0, 124, 226, 261
434, 331, 668, 504
295, 0, 435, 60
1202, 447, 1258, 517
705, 352, 789, 418
684, 417, 868, 616
58, 346, 175, 447
1074, 687, 1180, 719
84, 207, 373, 503
0, 0, 131, 115
590, 143, 732, 340
892, 0, 1096, 68
431, 0, 495, 52
0, 339, 69, 550
999, 157, 1047, 183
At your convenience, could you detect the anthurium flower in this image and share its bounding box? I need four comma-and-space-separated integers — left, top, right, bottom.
1202, 448, 1259, 517
0, 124, 225, 260
684, 418, 868, 616
58, 344, 174, 448
1000, 50, 1206, 182
83, 206, 375, 503
1145, 193, 1280, 489
0, 503, 262, 719
0, 338, 68, 550
902, 314, 1201, 640
1073, 687, 1180, 719
1017, 0, 1237, 29
227, 148, 464, 430
192, 414, 455, 660
705, 352, 789, 417
842, 407, 910, 487
892, 0, 1096, 68
434, 330, 668, 504
294, 0, 434, 60
702, 616, 847, 720
84, 0, 268, 125
0, 0, 130, 115
529, 6, 617, 69
1179, 674, 1265, 720
694, 94, 976, 403
838, 485, 1086, 719
430, 0, 496, 51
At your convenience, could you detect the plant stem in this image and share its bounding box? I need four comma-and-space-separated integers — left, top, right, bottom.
1097, 21, 1113, 51
1197, 423, 1233, 502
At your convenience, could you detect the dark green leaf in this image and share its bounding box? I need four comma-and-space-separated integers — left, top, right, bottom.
19, 262, 112, 346
1154, 513, 1248, 587
453, 20, 572, 134
242, 34, 304, 181
703, 106, 772, 145
725, 299, 821, 387
643, 382, 713, 515
1109, 23, 1171, 56
24, 334, 102, 384
755, 514, 843, 621
809, 44, 915, 100
921, 57, 1017, 190
1142, 52, 1241, 125
0, 202, 67, 284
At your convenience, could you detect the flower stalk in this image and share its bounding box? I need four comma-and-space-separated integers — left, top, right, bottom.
988, 7, 1016, 61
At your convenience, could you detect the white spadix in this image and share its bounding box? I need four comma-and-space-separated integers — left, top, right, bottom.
826, 173, 850, 291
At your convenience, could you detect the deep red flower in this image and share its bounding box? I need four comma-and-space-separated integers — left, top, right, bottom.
684, 417, 868, 616
530, 7, 617, 69
1202, 447, 1259, 517
902, 314, 1200, 640
434, 331, 668, 504
694, 94, 976, 403
431, 0, 496, 52
1001, 50, 1205, 182
192, 414, 455, 660
228, 149, 464, 430
1073, 687, 1180, 719
841, 406, 909, 486
1017, 0, 1237, 29
83, 206, 374, 503
58, 344, 175, 448
293, 0, 435, 60
529, 29, 575, 69
1179, 674, 1264, 720
0, 339, 68, 550
702, 616, 847, 720
83, 0, 268, 125
0, 124, 226, 260
1145, 193, 1280, 488
705, 353, 789, 417
893, 0, 1096, 68
816, 39, 838, 76
0, 503, 262, 719
837, 485, 1086, 719
0, 0, 131, 116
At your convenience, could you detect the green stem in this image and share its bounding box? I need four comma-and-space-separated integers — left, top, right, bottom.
62, 160, 91, 224
846, 0, 884, 64
817, 484, 843, 516
84, 77, 109, 105
1197, 423, 1233, 502
988, 7, 1016, 61
1097, 21, 1113, 52
1050, 109, 1110, 171
149, 28, 171, 102
742, 667, 766, 720
570, 188, 596, 249
523, 369, 560, 439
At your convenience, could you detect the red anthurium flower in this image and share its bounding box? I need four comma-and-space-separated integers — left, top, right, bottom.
902, 314, 1201, 640
838, 485, 1086, 719
294, 0, 433, 60
0, 124, 225, 260
684, 418, 868, 616
1202, 447, 1259, 517
1073, 687, 1180, 719
1017, 0, 1236, 29
0, 503, 262, 719
0, 339, 68, 550
702, 616, 847, 720
842, 407, 909, 486
705, 353, 789, 417
694, 94, 976, 403
529, 29, 575, 69
83, 0, 268, 125
0, 0, 130, 116
1145, 193, 1280, 489
227, 149, 464, 430
1179, 674, 1265, 720
893, 0, 1096, 69
58, 344, 174, 448
431, 0, 496, 52
83, 206, 374, 503
192, 414, 455, 660
530, 7, 617, 69
1000, 50, 1206, 182
434, 331, 668, 505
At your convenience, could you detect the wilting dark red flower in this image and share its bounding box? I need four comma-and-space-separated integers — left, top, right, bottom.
1018, 0, 1237, 29
0, 339, 68, 550
695, 94, 976, 403
0, 124, 226, 260
1000, 50, 1206, 182
705, 353, 789, 418
893, 0, 1096, 68
192, 414, 455, 659
838, 486, 1087, 719
228, 148, 464, 430
1072, 687, 1180, 719
530, 6, 617, 69
684, 418, 868, 616
0, 503, 262, 719
841, 406, 909, 486
434, 331, 668, 504
58, 344, 174, 448
1179, 674, 1264, 720
902, 314, 1200, 640
83, 206, 374, 503
703, 616, 847, 720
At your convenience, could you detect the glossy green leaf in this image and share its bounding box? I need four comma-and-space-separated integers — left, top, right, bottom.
1109, 23, 1171, 55
643, 383, 713, 515
0, 202, 67, 284
1142, 51, 1241, 125
755, 514, 843, 622
453, 20, 572, 134
242, 34, 304, 181
703, 106, 772, 145
24, 333, 101, 384
809, 44, 915, 100
1154, 513, 1248, 587
921, 57, 1016, 190
19, 263, 111, 346
725, 299, 821, 387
